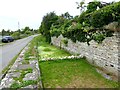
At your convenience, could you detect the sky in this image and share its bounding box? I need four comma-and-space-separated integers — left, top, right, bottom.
0, 0, 119, 31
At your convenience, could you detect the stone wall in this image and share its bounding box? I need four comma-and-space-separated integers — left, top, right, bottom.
51, 33, 119, 76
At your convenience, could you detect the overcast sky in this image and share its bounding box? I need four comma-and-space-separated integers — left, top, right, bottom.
0, 0, 119, 31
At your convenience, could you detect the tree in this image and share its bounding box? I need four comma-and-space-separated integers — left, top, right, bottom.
25, 30, 32, 35
86, 1, 101, 13
1, 29, 12, 36
21, 26, 30, 34
86, 1, 113, 13
39, 12, 58, 43
76, 0, 86, 14
2, 29, 6, 36
11, 32, 20, 40
61, 12, 73, 20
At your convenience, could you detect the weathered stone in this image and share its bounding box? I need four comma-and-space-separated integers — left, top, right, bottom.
6, 72, 21, 78
22, 85, 37, 89
23, 72, 38, 81
51, 34, 119, 76
96, 69, 112, 80
22, 85, 34, 89
17, 64, 36, 70
0, 44, 40, 89
29, 60, 37, 65
0, 78, 15, 88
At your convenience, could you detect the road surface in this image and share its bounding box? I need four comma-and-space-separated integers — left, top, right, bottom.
0, 35, 37, 73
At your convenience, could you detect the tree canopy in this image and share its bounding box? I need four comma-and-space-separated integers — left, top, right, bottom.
39, 1, 120, 44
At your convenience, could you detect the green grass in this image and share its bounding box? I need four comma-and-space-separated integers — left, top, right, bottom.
13, 68, 33, 82
38, 43, 71, 59
37, 35, 119, 88
10, 80, 37, 89
39, 59, 119, 88
35, 35, 71, 60
23, 35, 43, 63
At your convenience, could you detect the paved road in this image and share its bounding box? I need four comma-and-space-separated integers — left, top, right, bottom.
0, 35, 36, 73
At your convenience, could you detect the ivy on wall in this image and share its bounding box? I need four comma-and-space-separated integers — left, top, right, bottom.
39, 1, 120, 44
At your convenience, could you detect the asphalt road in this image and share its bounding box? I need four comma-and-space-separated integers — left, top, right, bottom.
0, 35, 36, 73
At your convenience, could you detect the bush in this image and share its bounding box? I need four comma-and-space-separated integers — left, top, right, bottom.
43, 48, 51, 52
11, 32, 21, 40
62, 39, 68, 47
91, 2, 120, 28
92, 33, 105, 43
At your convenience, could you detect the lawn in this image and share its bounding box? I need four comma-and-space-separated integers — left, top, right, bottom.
39, 59, 119, 88
38, 35, 119, 88
38, 41, 71, 60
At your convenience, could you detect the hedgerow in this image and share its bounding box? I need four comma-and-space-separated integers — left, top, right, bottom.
40, 1, 120, 44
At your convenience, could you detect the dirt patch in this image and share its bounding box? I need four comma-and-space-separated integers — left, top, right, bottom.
96, 68, 118, 81
65, 76, 110, 88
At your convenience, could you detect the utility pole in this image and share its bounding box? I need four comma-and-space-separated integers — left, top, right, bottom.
18, 22, 20, 30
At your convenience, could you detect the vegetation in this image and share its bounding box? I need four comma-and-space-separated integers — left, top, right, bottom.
20, 35, 42, 65
62, 39, 68, 47
38, 35, 71, 59
11, 32, 21, 40
36, 35, 119, 88
10, 35, 42, 89
13, 68, 33, 82
40, 59, 119, 88
1, 0, 120, 88
0, 27, 39, 40
10, 80, 37, 89
1, 51, 21, 75
39, 12, 58, 43
39, 1, 120, 45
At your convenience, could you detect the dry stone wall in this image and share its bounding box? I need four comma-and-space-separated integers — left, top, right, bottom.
51, 33, 119, 76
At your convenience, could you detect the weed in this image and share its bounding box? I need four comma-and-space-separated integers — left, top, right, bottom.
43, 48, 51, 52
10, 80, 37, 89
22, 60, 29, 64
13, 68, 33, 82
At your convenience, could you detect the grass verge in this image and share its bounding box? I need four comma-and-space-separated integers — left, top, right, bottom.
0, 53, 19, 78
38, 36, 71, 60
13, 68, 33, 82
9, 35, 42, 88
39, 59, 119, 88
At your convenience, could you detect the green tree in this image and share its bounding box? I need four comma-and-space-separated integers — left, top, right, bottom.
39, 12, 58, 43
86, 1, 101, 13
61, 12, 73, 20
76, 0, 86, 14
2, 29, 6, 36
11, 32, 20, 40
1, 29, 12, 36
21, 26, 30, 34
25, 30, 32, 35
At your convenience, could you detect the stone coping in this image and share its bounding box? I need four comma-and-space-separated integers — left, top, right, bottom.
40, 55, 84, 61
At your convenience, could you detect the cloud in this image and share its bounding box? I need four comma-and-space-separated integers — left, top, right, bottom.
0, 0, 119, 31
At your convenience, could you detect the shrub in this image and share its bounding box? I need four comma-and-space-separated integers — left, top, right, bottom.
43, 48, 51, 52
92, 33, 105, 43
11, 32, 21, 40
91, 2, 120, 28
62, 39, 68, 47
